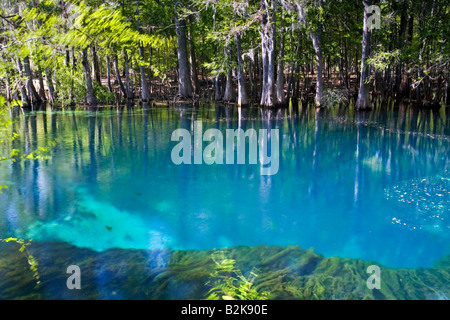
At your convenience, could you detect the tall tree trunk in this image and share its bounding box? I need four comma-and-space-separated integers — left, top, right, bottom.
175, 6, 193, 98
113, 53, 127, 98
248, 52, 257, 100
260, 0, 276, 107
356, 0, 372, 110
445, 71, 450, 106
106, 56, 113, 92
23, 56, 42, 104
295, 1, 323, 106
69, 47, 76, 104
124, 50, 134, 100
310, 31, 324, 107
65, 47, 70, 68
137, 44, 150, 100
147, 44, 153, 95
260, 7, 269, 105
82, 47, 98, 106
214, 74, 222, 101
395, 0, 408, 99
276, 8, 286, 106
286, 62, 295, 102
235, 33, 248, 106
91, 44, 101, 84
15, 58, 29, 108
188, 21, 200, 95
343, 38, 350, 90
45, 66, 56, 103
5, 70, 12, 101
223, 44, 235, 102
37, 69, 47, 101
287, 27, 300, 102
137, 16, 150, 101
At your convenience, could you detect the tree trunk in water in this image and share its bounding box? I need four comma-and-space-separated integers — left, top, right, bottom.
295, 1, 323, 106
82, 47, 98, 106
223, 45, 235, 102
106, 56, 113, 92
235, 33, 248, 106
16, 59, 30, 108
45, 67, 56, 103
344, 38, 350, 91
188, 22, 200, 95
65, 47, 70, 68
310, 32, 323, 107
223, 69, 235, 102
137, 43, 149, 101
175, 9, 193, 98
214, 74, 222, 101
147, 45, 153, 95
91, 45, 101, 84
286, 62, 295, 102
5, 71, 12, 101
137, 17, 150, 101
276, 8, 286, 106
355, 0, 372, 110
287, 28, 300, 101
260, 0, 276, 107
445, 71, 450, 106
114, 53, 127, 98
124, 50, 134, 100
23, 56, 42, 104
248, 57, 257, 100
70, 47, 76, 103
37, 69, 47, 101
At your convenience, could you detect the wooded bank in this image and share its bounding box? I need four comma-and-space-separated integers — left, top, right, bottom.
0, 0, 449, 109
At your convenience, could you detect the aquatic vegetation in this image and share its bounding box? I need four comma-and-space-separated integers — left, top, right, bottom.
0, 243, 448, 300
0, 238, 40, 287
205, 251, 270, 300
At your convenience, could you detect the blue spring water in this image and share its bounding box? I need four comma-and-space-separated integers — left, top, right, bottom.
0, 104, 448, 268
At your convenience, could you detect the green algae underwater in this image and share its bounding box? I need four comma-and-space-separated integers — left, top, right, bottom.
0, 241, 449, 300
0, 103, 449, 300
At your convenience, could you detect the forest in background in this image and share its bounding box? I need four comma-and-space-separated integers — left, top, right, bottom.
0, 0, 449, 110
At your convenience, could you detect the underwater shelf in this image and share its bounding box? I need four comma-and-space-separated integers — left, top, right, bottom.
0, 241, 448, 300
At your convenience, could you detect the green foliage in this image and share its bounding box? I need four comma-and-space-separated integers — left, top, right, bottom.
205, 251, 270, 300
367, 50, 401, 71
94, 81, 114, 104
321, 89, 350, 108
0, 94, 52, 179
0, 238, 41, 286
53, 65, 86, 105
0, 145, 51, 162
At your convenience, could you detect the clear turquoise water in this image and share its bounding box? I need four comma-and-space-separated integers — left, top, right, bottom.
0, 103, 449, 268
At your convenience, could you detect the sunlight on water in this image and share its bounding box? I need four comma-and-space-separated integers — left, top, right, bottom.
385, 172, 449, 234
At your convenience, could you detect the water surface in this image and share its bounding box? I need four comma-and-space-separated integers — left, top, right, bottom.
0, 103, 449, 269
